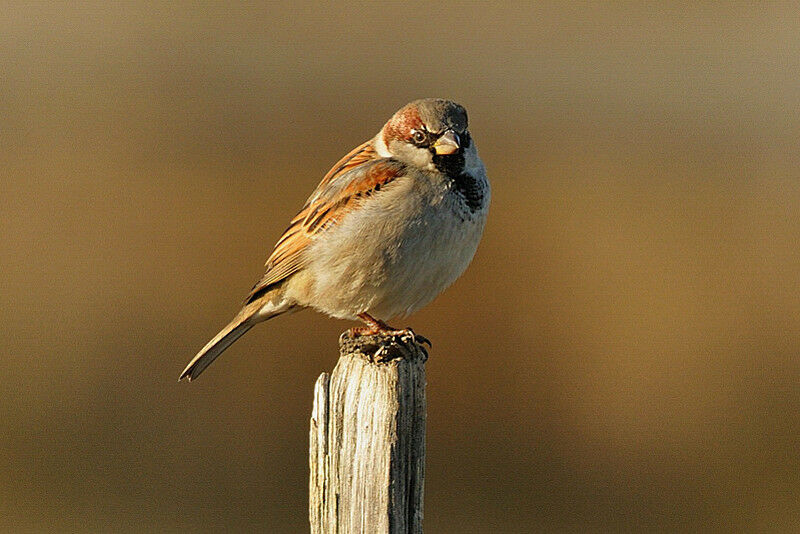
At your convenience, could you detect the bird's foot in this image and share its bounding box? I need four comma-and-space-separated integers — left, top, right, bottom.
348, 313, 432, 347
397, 328, 431, 348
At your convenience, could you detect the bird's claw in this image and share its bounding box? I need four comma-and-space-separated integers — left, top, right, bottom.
393, 328, 430, 362
345, 325, 431, 362
382, 327, 431, 349
401, 328, 431, 348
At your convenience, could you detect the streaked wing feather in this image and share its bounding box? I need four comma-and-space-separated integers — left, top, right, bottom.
317, 141, 378, 191
245, 142, 405, 303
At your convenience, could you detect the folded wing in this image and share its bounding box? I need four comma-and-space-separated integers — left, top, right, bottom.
245, 142, 406, 303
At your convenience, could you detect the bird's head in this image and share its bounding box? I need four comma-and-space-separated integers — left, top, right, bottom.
377, 98, 474, 177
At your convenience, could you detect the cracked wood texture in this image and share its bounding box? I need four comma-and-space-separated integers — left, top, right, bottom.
309, 332, 427, 534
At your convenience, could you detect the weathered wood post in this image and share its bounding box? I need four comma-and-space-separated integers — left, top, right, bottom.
309, 331, 428, 534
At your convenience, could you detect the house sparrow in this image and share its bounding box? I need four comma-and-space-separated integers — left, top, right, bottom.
180, 98, 490, 380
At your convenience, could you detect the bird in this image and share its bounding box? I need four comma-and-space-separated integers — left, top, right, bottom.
180, 98, 490, 380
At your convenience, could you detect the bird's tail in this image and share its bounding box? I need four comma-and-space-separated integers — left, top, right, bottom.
180, 295, 291, 381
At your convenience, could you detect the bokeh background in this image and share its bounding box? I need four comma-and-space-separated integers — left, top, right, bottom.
2, 3, 799, 532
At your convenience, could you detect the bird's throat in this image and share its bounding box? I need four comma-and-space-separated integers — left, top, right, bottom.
432, 151, 466, 178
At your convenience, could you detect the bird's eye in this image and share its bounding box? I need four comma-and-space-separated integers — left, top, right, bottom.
411, 130, 428, 145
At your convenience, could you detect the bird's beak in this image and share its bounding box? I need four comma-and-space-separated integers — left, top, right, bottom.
432, 130, 460, 155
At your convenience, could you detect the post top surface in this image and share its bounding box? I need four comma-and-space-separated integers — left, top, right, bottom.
338, 331, 429, 364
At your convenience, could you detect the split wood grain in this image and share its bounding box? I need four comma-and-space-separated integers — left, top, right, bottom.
310, 332, 427, 534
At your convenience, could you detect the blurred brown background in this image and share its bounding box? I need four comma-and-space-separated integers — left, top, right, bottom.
2, 3, 799, 532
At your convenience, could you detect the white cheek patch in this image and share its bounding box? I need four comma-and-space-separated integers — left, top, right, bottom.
410, 147, 434, 169
374, 132, 392, 158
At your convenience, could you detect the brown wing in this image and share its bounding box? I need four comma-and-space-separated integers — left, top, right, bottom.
316, 140, 379, 191
245, 141, 405, 303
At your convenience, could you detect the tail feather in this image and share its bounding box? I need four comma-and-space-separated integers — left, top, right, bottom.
180, 297, 290, 381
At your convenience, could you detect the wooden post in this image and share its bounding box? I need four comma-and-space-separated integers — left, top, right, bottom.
309, 331, 428, 534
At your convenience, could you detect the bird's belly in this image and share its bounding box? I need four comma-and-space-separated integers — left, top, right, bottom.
302, 190, 486, 321
365, 211, 484, 319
